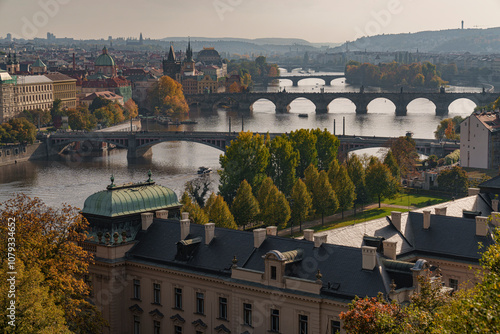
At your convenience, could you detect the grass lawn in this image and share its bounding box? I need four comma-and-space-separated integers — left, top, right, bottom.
290, 207, 407, 237
383, 192, 450, 208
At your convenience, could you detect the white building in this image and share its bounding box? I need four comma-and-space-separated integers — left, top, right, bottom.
460, 111, 500, 169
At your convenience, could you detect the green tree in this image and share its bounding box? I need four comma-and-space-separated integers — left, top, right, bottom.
303, 164, 319, 199
267, 135, 298, 196
88, 97, 111, 113
219, 132, 270, 204
332, 164, 356, 218
207, 195, 237, 229
50, 99, 64, 118
231, 180, 260, 228
147, 75, 189, 115
434, 116, 463, 140
203, 192, 217, 215
259, 182, 291, 228
389, 136, 418, 179
383, 149, 400, 179
289, 129, 317, 177
313, 171, 338, 225
0, 118, 37, 144
65, 106, 96, 131
184, 176, 212, 208
21, 108, 51, 128
436, 166, 468, 196
366, 160, 399, 207
347, 154, 369, 207
312, 128, 340, 171
290, 178, 313, 232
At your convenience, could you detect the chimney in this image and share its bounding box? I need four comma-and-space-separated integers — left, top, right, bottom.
383, 240, 397, 260
492, 199, 499, 212
475, 216, 488, 237
141, 212, 154, 230
303, 229, 314, 241
253, 228, 266, 248
180, 217, 190, 240
491, 212, 500, 227
314, 234, 327, 248
156, 210, 168, 219
435, 207, 447, 216
468, 188, 480, 196
391, 211, 402, 232
266, 226, 277, 236
362, 246, 377, 270
423, 210, 431, 229
205, 223, 215, 245
181, 212, 189, 220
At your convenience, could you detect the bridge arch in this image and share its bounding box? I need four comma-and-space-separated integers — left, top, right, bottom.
327, 97, 356, 113
278, 78, 293, 86
296, 77, 326, 87
406, 98, 437, 114
135, 138, 227, 152
366, 97, 397, 114
448, 98, 477, 115
287, 96, 317, 113
250, 98, 277, 113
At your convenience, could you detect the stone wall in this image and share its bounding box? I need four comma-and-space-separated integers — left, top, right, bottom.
0, 142, 48, 166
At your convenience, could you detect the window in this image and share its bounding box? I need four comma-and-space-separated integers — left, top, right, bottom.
270, 309, 279, 332
219, 297, 228, 320
196, 292, 204, 314
449, 278, 459, 291
271, 266, 277, 280
153, 320, 160, 334
331, 320, 341, 334
299, 315, 308, 334
153, 283, 161, 304
174, 288, 182, 309
133, 279, 141, 300
243, 303, 252, 326
174, 325, 182, 334
133, 316, 140, 334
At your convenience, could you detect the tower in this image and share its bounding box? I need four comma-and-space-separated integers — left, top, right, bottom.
140, 33, 143, 45
182, 39, 195, 75
162, 44, 181, 80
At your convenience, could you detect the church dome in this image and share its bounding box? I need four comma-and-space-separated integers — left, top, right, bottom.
82, 175, 180, 217
95, 47, 115, 67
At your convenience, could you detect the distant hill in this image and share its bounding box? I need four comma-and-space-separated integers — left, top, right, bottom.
162, 37, 313, 46
331, 27, 500, 54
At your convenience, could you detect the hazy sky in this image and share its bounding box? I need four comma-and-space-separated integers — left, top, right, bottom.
1, 0, 499, 43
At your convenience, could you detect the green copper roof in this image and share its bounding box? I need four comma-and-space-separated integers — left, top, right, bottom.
82, 179, 180, 217
33, 58, 46, 68
95, 47, 115, 67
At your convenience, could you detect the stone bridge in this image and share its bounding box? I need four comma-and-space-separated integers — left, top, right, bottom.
186, 91, 499, 116
259, 74, 345, 86
44, 131, 458, 159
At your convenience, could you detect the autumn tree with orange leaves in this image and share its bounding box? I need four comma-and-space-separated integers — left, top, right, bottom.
0, 194, 107, 333
148, 75, 189, 115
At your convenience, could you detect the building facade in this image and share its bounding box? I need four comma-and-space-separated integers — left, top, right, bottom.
460, 111, 500, 169
44, 72, 77, 109
0, 70, 15, 122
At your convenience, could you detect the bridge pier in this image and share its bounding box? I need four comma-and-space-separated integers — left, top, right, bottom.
355, 101, 369, 114
275, 101, 289, 114
292, 79, 299, 87
435, 102, 449, 116
395, 104, 407, 116
315, 101, 329, 114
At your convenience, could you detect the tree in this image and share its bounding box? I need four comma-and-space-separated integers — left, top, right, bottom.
313, 171, 338, 225
437, 166, 468, 196
50, 99, 64, 118
267, 135, 298, 196
231, 180, 260, 228
0, 118, 37, 144
347, 154, 369, 207
219, 132, 270, 204
312, 128, 340, 171
65, 106, 96, 131
389, 136, 418, 179
290, 179, 313, 232
289, 129, 317, 178
203, 192, 217, 215
123, 99, 139, 119
21, 108, 51, 128
258, 179, 290, 228
207, 195, 237, 229
331, 164, 356, 218
147, 75, 189, 115
383, 149, 400, 179
434, 116, 463, 140
184, 176, 212, 208
366, 160, 399, 207
0, 195, 106, 333
88, 97, 111, 113
303, 164, 319, 199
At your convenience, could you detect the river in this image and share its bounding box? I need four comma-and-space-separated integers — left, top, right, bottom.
0, 69, 482, 208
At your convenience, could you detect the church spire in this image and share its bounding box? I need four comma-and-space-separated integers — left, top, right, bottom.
7, 52, 12, 65
186, 38, 193, 62
167, 43, 176, 62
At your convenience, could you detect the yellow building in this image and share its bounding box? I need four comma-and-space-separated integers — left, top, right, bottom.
44, 72, 77, 109
12, 75, 53, 114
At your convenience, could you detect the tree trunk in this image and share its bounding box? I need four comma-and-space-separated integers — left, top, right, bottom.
321, 213, 324, 225
378, 195, 381, 208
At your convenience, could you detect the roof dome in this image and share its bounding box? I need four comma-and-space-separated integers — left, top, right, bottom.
95, 47, 115, 67
82, 176, 180, 217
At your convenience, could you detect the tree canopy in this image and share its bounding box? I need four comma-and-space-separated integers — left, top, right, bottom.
147, 75, 189, 115
231, 180, 260, 228
0, 117, 37, 144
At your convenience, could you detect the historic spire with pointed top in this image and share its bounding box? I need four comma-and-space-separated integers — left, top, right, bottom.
186, 38, 193, 62
13, 52, 18, 64
167, 44, 176, 62
7, 52, 12, 65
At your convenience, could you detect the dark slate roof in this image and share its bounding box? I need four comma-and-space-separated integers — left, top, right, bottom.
403, 211, 494, 262
479, 175, 500, 194
127, 219, 389, 301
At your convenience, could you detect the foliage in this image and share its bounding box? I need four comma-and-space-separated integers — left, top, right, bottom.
230, 180, 260, 228
383, 149, 400, 179
205, 194, 237, 229
181, 191, 209, 225
331, 164, 356, 218
267, 135, 298, 196
65, 106, 97, 131
0, 195, 107, 333
50, 99, 64, 118
434, 116, 463, 140
345, 61, 447, 88
312, 128, 340, 171
21, 108, 51, 127
184, 176, 212, 208
0, 117, 37, 144
91, 102, 126, 128
147, 75, 189, 115
219, 132, 270, 204
88, 97, 111, 113
436, 166, 468, 195
290, 178, 313, 231
257, 177, 290, 228
312, 170, 338, 225
123, 99, 139, 119
227, 57, 280, 87
289, 129, 318, 178
347, 154, 369, 206
422, 154, 438, 170
444, 149, 460, 165
389, 136, 418, 179
366, 160, 399, 207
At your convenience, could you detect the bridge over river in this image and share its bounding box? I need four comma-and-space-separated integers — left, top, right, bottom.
44, 131, 458, 159
258, 74, 345, 86
186, 91, 498, 116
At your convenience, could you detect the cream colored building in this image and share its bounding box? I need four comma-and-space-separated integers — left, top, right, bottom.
44, 72, 77, 109
12, 75, 53, 114
0, 70, 15, 122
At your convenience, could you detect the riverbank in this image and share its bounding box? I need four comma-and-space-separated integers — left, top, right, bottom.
0, 142, 48, 167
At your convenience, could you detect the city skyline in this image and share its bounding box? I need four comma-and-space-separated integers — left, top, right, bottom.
0, 0, 499, 44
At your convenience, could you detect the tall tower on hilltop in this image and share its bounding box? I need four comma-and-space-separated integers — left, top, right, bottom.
140, 33, 143, 45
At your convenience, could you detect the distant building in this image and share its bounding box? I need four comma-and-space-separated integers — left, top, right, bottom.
94, 47, 117, 77
81, 91, 124, 107
44, 72, 77, 109
31, 57, 47, 74
460, 111, 500, 169
0, 70, 16, 122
